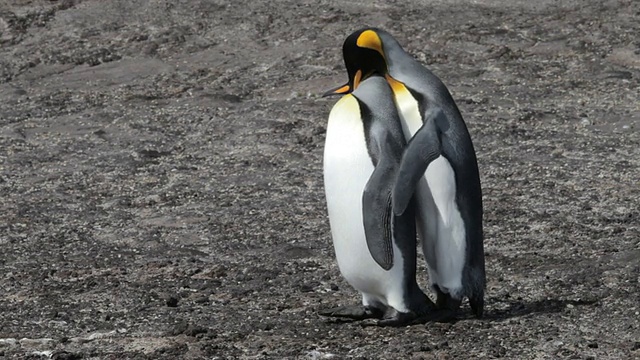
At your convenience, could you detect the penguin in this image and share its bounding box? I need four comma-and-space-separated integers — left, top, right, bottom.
320, 75, 433, 326
326, 28, 485, 321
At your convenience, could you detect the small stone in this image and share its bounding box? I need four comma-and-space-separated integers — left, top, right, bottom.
19, 338, 55, 348
588, 342, 598, 348
0, 338, 18, 347
170, 322, 188, 336
142, 42, 159, 55
184, 325, 207, 337
193, 296, 209, 304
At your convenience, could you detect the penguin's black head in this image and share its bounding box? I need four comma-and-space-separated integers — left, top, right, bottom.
323, 28, 389, 97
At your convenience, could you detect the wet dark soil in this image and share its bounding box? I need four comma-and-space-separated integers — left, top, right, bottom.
1, 0, 638, 359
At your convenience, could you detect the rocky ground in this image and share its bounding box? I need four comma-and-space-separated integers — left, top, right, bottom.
0, 0, 638, 359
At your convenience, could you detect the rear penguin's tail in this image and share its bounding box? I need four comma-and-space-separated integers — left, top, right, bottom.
469, 290, 484, 318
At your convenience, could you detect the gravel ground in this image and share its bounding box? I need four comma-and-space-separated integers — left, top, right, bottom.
0, 0, 639, 359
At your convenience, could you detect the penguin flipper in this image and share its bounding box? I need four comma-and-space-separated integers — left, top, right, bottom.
392, 107, 446, 216
362, 167, 395, 271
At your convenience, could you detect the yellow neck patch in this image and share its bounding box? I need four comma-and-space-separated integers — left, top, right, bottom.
356, 30, 384, 56
385, 74, 407, 94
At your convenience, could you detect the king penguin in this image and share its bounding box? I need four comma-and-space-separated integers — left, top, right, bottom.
321, 75, 433, 326
326, 28, 485, 321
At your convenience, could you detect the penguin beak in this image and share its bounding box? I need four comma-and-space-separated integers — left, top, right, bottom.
322, 70, 363, 97
322, 83, 351, 97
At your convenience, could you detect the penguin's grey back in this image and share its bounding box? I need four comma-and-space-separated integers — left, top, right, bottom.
375, 28, 485, 313
376, 29, 460, 115
375, 29, 480, 195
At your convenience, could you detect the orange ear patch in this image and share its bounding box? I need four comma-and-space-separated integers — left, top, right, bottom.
356, 30, 384, 56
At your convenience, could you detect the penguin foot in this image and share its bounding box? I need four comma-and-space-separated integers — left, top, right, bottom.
362, 291, 438, 326
319, 305, 384, 320
432, 286, 461, 322
424, 308, 458, 323
375, 309, 424, 327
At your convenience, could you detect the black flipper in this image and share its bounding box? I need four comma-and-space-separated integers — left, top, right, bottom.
362, 132, 397, 271
392, 107, 447, 216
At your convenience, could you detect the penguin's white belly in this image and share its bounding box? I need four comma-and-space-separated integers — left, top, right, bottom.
323, 95, 405, 304
393, 89, 467, 296
418, 157, 466, 295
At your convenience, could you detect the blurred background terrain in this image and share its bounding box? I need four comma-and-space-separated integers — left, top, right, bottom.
0, 0, 638, 358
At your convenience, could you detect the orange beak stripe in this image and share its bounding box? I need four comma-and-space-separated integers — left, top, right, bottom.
322, 83, 351, 97
333, 84, 351, 94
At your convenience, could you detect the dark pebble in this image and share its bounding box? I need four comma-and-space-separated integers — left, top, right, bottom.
166, 296, 179, 307
51, 351, 83, 360
184, 324, 208, 337
194, 296, 209, 304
